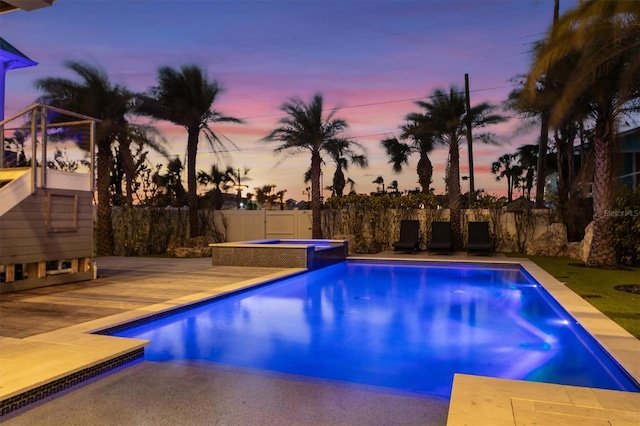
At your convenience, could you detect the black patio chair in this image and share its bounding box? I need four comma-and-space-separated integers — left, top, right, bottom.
392, 220, 420, 254
426, 221, 452, 255
466, 221, 492, 255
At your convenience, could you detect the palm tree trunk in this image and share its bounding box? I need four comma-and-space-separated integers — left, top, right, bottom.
535, 109, 550, 208
333, 166, 345, 197
120, 139, 136, 206
311, 148, 322, 238
96, 138, 114, 255
586, 115, 616, 267
112, 148, 125, 203
448, 140, 462, 250
187, 128, 200, 238
417, 152, 432, 194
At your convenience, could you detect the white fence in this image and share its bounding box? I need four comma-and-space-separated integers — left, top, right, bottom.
219, 210, 313, 241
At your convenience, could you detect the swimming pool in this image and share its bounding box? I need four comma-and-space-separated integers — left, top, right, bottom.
111, 261, 639, 399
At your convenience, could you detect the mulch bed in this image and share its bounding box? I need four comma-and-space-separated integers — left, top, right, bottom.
614, 284, 640, 294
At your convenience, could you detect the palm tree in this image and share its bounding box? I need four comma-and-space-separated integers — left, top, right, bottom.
372, 176, 385, 193
525, 0, 640, 267
516, 144, 538, 200
381, 122, 436, 194
244, 192, 255, 210
154, 157, 187, 207
197, 164, 232, 210
276, 189, 287, 210
35, 60, 135, 255
136, 65, 243, 237
324, 138, 367, 197
115, 124, 169, 206
511, 50, 591, 210
388, 180, 400, 195
263, 93, 353, 238
346, 177, 356, 194
254, 185, 276, 210
407, 86, 506, 249
491, 153, 522, 203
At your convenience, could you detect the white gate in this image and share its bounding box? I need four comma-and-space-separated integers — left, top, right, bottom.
220, 210, 313, 241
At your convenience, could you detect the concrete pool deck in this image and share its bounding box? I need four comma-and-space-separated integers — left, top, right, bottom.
1, 254, 638, 425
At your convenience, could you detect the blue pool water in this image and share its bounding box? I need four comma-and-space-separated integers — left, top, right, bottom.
111, 261, 639, 399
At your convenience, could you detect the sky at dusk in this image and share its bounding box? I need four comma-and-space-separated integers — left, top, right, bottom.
1, 0, 577, 201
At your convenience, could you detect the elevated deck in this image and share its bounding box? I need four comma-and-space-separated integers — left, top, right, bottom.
0, 168, 94, 292
1, 104, 99, 293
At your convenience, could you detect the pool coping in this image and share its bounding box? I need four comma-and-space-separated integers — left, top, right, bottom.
1, 256, 638, 423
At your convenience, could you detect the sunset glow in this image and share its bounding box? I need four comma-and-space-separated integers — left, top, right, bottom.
1, 0, 577, 200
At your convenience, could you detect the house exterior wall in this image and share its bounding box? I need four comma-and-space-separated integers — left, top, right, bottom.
617, 127, 640, 189
0, 185, 94, 292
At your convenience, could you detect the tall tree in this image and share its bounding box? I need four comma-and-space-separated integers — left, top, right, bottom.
276, 189, 287, 210
407, 86, 506, 249
381, 122, 436, 194
197, 164, 232, 210
263, 93, 355, 238
388, 180, 400, 195
491, 153, 522, 202
534, 0, 560, 208
153, 157, 187, 207
113, 124, 169, 206
136, 65, 243, 237
526, 0, 640, 267
35, 60, 134, 255
324, 138, 367, 197
372, 176, 385, 193
516, 144, 538, 200
509, 53, 591, 212
254, 184, 276, 210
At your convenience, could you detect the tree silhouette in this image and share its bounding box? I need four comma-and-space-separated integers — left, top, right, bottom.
263, 93, 351, 238
526, 0, 640, 267
136, 65, 243, 237
491, 153, 523, 202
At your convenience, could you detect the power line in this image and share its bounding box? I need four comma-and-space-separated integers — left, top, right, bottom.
192, 83, 531, 156
199, 114, 531, 156
236, 83, 520, 121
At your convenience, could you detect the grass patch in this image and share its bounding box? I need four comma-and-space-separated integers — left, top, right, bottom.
505, 253, 640, 339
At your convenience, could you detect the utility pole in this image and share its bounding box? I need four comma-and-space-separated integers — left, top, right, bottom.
234, 168, 248, 209
464, 73, 475, 206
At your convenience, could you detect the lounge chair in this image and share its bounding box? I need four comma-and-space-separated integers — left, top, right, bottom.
392, 220, 420, 254
426, 221, 452, 255
466, 222, 492, 255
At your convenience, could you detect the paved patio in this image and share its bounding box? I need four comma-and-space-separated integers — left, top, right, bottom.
1, 254, 638, 425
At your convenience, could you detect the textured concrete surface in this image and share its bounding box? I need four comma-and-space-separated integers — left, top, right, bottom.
2, 361, 450, 425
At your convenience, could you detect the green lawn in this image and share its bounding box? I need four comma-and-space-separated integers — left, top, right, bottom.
505, 253, 640, 339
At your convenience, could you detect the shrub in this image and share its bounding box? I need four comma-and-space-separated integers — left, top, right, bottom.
612, 186, 640, 266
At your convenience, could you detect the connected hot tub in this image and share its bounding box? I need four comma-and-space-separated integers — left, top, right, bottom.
210, 239, 348, 270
